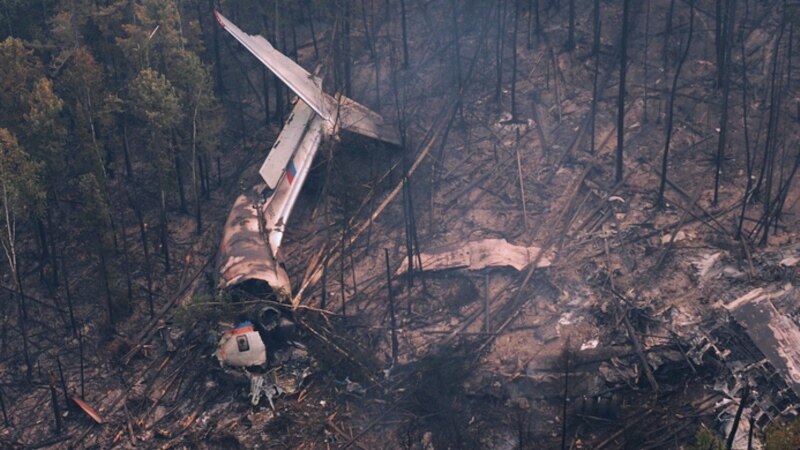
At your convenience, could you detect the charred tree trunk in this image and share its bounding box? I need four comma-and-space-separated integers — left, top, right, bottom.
736, 17, 753, 239
172, 135, 187, 213
527, 0, 533, 48
59, 247, 77, 338
713, 0, 738, 205
590, 0, 600, 154
716, 0, 724, 87
385, 249, 398, 364
755, 22, 785, 245
657, 0, 694, 207
45, 210, 58, 287
510, 0, 521, 121
342, 0, 353, 97
290, 2, 298, 62
643, 0, 651, 123
236, 81, 247, 146
663, 0, 676, 71
450, 0, 463, 99
261, 67, 271, 126
400, 0, 409, 67
130, 193, 154, 307
192, 108, 202, 235
615, 0, 631, 183
119, 207, 134, 314
307, 1, 319, 59
495, 0, 508, 104
35, 218, 47, 285
98, 246, 115, 328
362, 0, 382, 111
159, 182, 170, 273
211, 0, 225, 95
16, 286, 32, 380
120, 115, 134, 179
566, 0, 575, 51
273, 3, 284, 122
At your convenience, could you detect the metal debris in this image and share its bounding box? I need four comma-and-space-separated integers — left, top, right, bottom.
724, 285, 800, 397
249, 375, 285, 409
336, 377, 366, 396
402, 238, 551, 274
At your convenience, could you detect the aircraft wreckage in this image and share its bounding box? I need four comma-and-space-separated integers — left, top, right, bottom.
213, 12, 399, 371
208, 15, 800, 432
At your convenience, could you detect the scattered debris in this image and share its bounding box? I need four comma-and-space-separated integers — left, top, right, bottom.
724, 285, 800, 397
661, 230, 686, 244
691, 251, 726, 281
402, 238, 551, 274
71, 396, 104, 424
250, 375, 285, 409
580, 338, 599, 351
780, 256, 800, 267
336, 377, 367, 396
608, 196, 625, 204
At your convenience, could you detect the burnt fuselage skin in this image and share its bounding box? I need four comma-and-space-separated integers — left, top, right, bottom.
217, 186, 292, 297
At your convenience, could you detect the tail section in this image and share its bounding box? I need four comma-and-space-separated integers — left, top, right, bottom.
214, 11, 329, 121
215, 11, 400, 146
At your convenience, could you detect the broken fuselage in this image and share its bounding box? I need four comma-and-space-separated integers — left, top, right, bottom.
217, 100, 326, 298
213, 11, 399, 369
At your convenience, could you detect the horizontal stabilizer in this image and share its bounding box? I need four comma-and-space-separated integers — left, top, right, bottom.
332, 94, 401, 145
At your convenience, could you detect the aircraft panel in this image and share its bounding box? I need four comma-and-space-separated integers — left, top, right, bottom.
261, 113, 326, 256
259, 100, 318, 189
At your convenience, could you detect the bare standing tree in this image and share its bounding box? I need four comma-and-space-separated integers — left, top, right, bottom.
615, 0, 631, 183
663, 0, 676, 70
400, 0, 409, 67
495, 0, 509, 104
509, 0, 523, 121
713, 0, 738, 205
589, 0, 600, 154
643, 0, 651, 123
736, 5, 754, 239
566, 0, 575, 51
657, 0, 695, 208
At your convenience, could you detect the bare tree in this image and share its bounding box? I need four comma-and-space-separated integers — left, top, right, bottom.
589, 0, 600, 154
663, 0, 676, 70
400, 0, 409, 67
758, 18, 788, 245
657, 0, 695, 208
495, 0, 509, 104
566, 0, 575, 51
713, 0, 739, 205
615, 0, 631, 183
643, 0, 651, 123
736, 2, 754, 239
510, 0, 522, 121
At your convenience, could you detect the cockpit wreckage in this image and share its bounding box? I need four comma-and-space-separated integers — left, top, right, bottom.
212, 12, 399, 388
